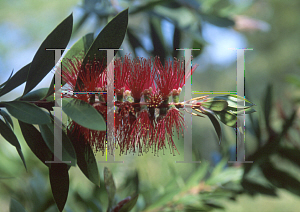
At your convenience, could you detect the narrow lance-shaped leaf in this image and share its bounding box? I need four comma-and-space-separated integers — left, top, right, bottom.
215, 111, 237, 127
278, 148, 300, 169
201, 99, 228, 111
213, 94, 255, 108
261, 161, 300, 197
241, 179, 277, 196
62, 98, 106, 131
0, 119, 26, 170
17, 88, 49, 101
23, 13, 73, 96
263, 84, 272, 131
39, 121, 77, 166
201, 106, 222, 145
0, 69, 14, 88
19, 120, 53, 167
70, 131, 100, 186
44, 33, 95, 99
119, 195, 139, 212
49, 163, 69, 212
104, 167, 116, 210
76, 8, 129, 90
2, 101, 51, 125
0, 109, 14, 129
0, 63, 31, 97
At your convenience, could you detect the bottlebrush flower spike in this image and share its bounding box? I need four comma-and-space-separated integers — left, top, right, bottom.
114, 55, 131, 97
154, 56, 198, 100
62, 56, 107, 153
60, 54, 253, 156
126, 56, 155, 102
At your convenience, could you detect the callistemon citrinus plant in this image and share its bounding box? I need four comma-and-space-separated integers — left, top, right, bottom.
62, 54, 256, 155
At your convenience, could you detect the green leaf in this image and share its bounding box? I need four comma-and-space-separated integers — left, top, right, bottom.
201, 107, 222, 145
17, 88, 49, 101
23, 13, 73, 96
119, 194, 139, 212
62, 98, 106, 131
0, 118, 27, 170
263, 84, 272, 130
44, 33, 94, 99
71, 132, 100, 186
39, 122, 76, 166
199, 13, 235, 27
63, 33, 94, 68
0, 69, 14, 88
19, 121, 53, 167
215, 111, 237, 127
49, 163, 69, 212
76, 8, 128, 90
0, 63, 31, 97
104, 167, 116, 210
10, 198, 27, 212
241, 179, 277, 196
261, 161, 300, 197
65, 33, 95, 83
44, 76, 55, 100
0, 109, 14, 129
3, 101, 51, 125
145, 189, 181, 211
229, 107, 256, 115
185, 161, 209, 189
279, 109, 297, 141
278, 148, 300, 168
202, 100, 228, 111
213, 95, 255, 108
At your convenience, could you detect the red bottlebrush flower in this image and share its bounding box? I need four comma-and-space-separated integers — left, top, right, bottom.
154, 57, 177, 100
154, 57, 198, 98
115, 102, 136, 154
62, 56, 107, 153
62, 54, 192, 156
152, 107, 184, 155
130, 109, 155, 153
126, 57, 155, 102
114, 55, 131, 95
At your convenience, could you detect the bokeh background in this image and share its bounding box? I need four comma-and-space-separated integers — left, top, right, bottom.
1, 0, 300, 211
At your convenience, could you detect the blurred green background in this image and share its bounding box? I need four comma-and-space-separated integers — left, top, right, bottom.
1, 0, 300, 211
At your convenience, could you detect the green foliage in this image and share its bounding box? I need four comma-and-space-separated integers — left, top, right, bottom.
104, 167, 117, 211
38, 121, 77, 166
0, 118, 26, 170
23, 13, 73, 96
2, 101, 51, 124
71, 134, 100, 187
49, 163, 70, 212
62, 98, 106, 131
75, 8, 129, 90
18, 121, 53, 167
1, 1, 300, 212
